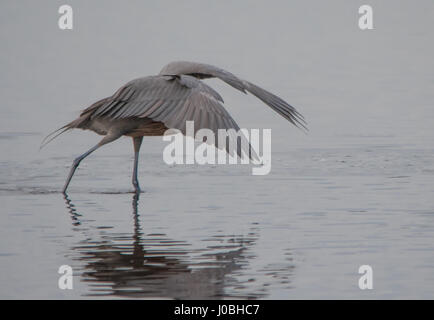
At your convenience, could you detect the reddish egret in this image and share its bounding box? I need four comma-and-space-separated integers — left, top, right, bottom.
41, 61, 306, 193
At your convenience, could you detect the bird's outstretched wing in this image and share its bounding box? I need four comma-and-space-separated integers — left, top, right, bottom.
159, 61, 307, 131
87, 75, 252, 158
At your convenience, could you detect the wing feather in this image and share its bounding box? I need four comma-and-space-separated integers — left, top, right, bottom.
83, 74, 256, 158
85, 75, 249, 157
159, 61, 307, 131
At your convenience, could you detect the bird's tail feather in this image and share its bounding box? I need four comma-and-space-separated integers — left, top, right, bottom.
39, 125, 72, 150
40, 115, 90, 150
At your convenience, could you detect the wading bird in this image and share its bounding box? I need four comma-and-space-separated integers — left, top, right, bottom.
41, 61, 306, 194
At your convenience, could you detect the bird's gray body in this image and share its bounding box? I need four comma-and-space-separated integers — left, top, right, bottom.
42, 61, 306, 193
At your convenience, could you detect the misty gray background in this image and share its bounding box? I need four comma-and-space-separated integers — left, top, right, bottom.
1, 0, 434, 299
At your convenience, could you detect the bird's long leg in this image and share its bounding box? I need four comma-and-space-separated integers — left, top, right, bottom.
132, 136, 143, 193
62, 133, 122, 194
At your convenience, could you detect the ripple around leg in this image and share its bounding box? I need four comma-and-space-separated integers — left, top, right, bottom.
0, 186, 146, 195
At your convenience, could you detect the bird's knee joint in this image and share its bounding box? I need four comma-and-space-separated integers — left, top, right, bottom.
73, 157, 82, 166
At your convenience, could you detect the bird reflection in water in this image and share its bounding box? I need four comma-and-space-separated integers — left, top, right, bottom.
63, 193, 266, 299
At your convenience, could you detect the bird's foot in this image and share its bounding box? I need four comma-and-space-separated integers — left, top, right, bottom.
132, 182, 141, 194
